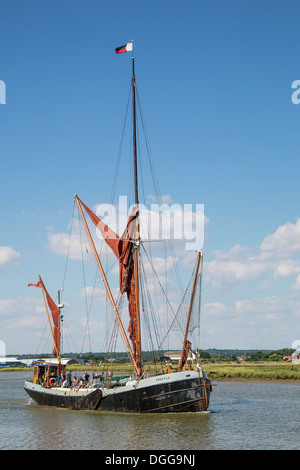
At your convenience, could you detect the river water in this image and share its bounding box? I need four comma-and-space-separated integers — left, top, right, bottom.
1, 371, 300, 450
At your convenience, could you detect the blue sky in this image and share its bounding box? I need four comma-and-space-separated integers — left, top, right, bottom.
1, 0, 300, 354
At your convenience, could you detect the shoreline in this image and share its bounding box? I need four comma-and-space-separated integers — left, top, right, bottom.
212, 376, 300, 384
2, 365, 300, 384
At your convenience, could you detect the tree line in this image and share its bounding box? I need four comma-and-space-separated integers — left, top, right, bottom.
198, 348, 295, 362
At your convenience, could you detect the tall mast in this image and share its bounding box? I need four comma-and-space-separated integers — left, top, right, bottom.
132, 56, 138, 206
132, 54, 142, 376
57, 288, 64, 373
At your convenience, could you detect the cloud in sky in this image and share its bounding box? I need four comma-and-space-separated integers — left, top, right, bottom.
200, 219, 300, 291
197, 219, 300, 350
0, 297, 47, 353
0, 246, 21, 266
260, 219, 300, 258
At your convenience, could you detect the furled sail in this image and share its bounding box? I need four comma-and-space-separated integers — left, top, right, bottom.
77, 197, 139, 357
28, 276, 60, 356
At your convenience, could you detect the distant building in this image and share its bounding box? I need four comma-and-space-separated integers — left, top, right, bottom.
236, 356, 246, 362
164, 351, 194, 362
17, 357, 83, 367
0, 357, 23, 367
0, 356, 83, 368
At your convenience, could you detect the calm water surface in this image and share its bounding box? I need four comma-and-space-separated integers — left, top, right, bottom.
1, 371, 300, 450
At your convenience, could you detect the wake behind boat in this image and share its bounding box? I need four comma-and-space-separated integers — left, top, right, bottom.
24, 42, 212, 413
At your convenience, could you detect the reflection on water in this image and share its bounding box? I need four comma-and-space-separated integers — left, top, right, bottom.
1, 372, 300, 450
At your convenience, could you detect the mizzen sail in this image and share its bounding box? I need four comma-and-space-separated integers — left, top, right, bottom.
28, 276, 60, 357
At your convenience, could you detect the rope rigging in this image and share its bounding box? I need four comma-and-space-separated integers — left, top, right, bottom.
38, 76, 204, 372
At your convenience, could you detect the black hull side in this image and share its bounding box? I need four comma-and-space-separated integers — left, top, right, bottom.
25, 375, 211, 413
100, 376, 211, 413
25, 385, 102, 410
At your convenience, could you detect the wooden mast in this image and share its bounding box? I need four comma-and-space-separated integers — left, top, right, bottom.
177, 251, 202, 371
74, 194, 140, 377
57, 288, 64, 374
132, 54, 142, 377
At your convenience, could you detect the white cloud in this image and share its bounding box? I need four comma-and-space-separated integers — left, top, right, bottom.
292, 274, 300, 291
274, 260, 300, 279
141, 255, 177, 276
261, 218, 300, 258
203, 302, 228, 317
234, 296, 285, 316
203, 244, 272, 289
146, 194, 175, 205
47, 225, 108, 261
211, 244, 250, 261
202, 220, 300, 291
206, 259, 268, 289
0, 297, 47, 354
0, 246, 21, 265
198, 218, 300, 348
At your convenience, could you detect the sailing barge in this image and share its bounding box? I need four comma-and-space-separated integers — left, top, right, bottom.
24, 43, 212, 413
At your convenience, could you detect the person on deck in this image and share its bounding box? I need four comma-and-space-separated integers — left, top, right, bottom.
67, 371, 72, 387
83, 371, 89, 383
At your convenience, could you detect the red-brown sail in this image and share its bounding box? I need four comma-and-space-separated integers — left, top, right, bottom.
77, 197, 139, 356
28, 277, 60, 356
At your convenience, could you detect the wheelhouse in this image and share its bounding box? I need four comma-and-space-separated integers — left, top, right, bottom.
32, 363, 65, 387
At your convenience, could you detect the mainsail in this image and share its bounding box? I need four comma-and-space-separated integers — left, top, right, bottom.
76, 197, 140, 358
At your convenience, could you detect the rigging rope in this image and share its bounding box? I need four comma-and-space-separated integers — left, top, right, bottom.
135, 85, 184, 300
60, 199, 76, 300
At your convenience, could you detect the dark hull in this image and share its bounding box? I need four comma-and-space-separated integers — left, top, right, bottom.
100, 376, 212, 413
24, 372, 212, 413
25, 383, 102, 410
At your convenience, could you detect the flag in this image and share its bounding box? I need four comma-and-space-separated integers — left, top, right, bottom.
115, 42, 133, 54
28, 281, 42, 288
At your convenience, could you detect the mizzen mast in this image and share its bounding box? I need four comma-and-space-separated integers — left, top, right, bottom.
177, 251, 203, 372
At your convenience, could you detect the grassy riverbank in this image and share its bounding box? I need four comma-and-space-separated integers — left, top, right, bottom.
67, 361, 300, 381
206, 361, 300, 381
